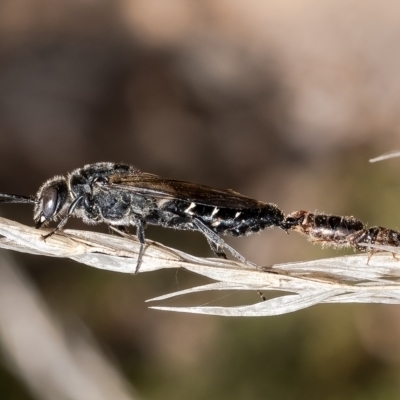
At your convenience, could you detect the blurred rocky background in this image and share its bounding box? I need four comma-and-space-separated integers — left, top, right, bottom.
1, 1, 400, 399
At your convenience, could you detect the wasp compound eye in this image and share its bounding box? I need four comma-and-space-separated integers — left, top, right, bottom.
42, 186, 58, 218
33, 177, 69, 228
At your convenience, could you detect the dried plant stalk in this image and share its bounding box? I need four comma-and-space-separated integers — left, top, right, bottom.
0, 217, 399, 317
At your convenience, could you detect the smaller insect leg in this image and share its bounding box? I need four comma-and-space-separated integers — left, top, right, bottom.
42, 195, 83, 240
192, 218, 256, 268
363, 249, 397, 264
366, 249, 377, 265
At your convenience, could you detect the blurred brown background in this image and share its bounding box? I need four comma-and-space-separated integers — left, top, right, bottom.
1, 1, 400, 399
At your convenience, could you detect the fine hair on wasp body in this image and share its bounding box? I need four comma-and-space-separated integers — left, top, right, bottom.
0, 162, 286, 272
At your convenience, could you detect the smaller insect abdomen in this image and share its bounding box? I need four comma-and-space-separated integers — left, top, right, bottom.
349, 226, 400, 250
283, 211, 365, 245
312, 214, 364, 243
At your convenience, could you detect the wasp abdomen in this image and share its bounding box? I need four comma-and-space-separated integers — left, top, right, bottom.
168, 201, 284, 237
220, 205, 284, 237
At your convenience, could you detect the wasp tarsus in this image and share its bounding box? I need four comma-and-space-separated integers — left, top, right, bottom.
0, 162, 286, 272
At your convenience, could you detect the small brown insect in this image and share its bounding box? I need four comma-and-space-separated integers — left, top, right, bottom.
283, 210, 400, 262
282, 210, 365, 247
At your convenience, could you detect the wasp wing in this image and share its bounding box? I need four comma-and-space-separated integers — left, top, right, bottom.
104, 172, 266, 209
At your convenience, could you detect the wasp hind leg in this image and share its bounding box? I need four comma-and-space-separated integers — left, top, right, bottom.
201, 223, 267, 300
207, 238, 228, 259
192, 218, 257, 268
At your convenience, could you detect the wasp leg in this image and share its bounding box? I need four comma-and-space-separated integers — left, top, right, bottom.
206, 238, 228, 259
135, 221, 146, 274
109, 225, 130, 236
109, 225, 133, 240
42, 196, 83, 240
192, 218, 257, 268
110, 221, 146, 274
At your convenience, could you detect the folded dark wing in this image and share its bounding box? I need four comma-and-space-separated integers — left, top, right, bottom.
105, 172, 265, 209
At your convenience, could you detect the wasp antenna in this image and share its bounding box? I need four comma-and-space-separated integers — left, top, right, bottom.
0, 193, 37, 204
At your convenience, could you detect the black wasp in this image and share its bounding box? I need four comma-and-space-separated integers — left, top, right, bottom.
0, 162, 285, 272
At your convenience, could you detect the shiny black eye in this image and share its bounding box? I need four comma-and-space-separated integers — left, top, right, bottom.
42, 187, 58, 218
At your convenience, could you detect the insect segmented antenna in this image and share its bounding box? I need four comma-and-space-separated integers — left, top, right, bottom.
281, 210, 365, 248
